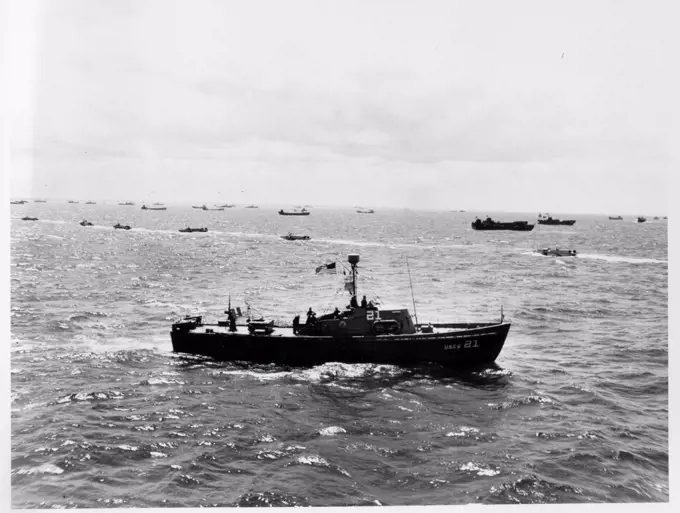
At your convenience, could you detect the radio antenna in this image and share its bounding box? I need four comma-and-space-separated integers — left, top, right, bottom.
406, 258, 419, 326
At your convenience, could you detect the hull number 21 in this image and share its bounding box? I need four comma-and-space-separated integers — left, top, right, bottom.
444, 340, 479, 350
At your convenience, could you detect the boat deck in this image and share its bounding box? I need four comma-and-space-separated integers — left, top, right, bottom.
179, 322, 501, 338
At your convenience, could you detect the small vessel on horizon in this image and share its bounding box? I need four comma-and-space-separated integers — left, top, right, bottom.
471, 217, 535, 231
244, 205, 259, 209
356, 208, 375, 214
637, 217, 647, 223
79, 220, 93, 226
68, 201, 79, 204
113, 223, 131, 230
609, 216, 623, 220
170, 254, 511, 367
278, 208, 310, 216
281, 233, 311, 241
10, 200, 28, 205
21, 216, 39, 221
85, 201, 96, 205
193, 205, 224, 211
34, 200, 47, 203
216, 204, 235, 208
537, 213, 576, 226
534, 248, 577, 257
179, 227, 208, 233
119, 202, 134, 206
141, 205, 167, 211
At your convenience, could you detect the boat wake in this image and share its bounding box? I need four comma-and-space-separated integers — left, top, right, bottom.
207, 362, 405, 383
522, 251, 666, 265
578, 253, 667, 265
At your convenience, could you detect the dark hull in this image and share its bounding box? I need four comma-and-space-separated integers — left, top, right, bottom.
537, 219, 576, 226
471, 222, 534, 231
279, 212, 310, 216
171, 323, 510, 367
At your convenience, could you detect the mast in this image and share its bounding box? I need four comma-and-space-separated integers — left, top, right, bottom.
348, 254, 359, 297
406, 258, 419, 325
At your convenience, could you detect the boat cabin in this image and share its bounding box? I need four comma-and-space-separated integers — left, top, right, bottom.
295, 306, 416, 337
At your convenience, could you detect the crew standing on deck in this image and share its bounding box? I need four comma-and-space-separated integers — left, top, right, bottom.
228, 310, 237, 332
361, 296, 368, 308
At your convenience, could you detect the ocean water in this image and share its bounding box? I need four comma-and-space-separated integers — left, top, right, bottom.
10, 204, 668, 507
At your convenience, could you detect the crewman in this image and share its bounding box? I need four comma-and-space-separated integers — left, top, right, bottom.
361, 296, 368, 308
350, 296, 359, 308
228, 310, 237, 332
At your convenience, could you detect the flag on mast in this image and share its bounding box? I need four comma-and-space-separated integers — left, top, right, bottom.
315, 262, 337, 275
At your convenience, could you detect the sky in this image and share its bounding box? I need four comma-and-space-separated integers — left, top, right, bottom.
6, 0, 678, 214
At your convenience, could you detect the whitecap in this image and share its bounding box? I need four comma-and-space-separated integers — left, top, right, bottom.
318, 426, 346, 436
15, 463, 64, 475
446, 426, 481, 437
459, 462, 499, 476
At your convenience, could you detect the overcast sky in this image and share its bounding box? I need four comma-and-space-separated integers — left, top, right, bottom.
7, 0, 677, 214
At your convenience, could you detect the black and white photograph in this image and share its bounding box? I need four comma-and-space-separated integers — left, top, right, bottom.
5, 0, 673, 509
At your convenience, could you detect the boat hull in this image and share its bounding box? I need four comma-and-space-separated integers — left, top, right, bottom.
537, 219, 576, 226
471, 222, 534, 231
535, 249, 577, 257
171, 322, 510, 367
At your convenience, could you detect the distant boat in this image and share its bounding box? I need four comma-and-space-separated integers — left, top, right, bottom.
534, 248, 577, 257
216, 204, 235, 208
471, 217, 534, 231
79, 220, 93, 226
244, 205, 259, 209
653, 217, 659, 220
68, 201, 79, 204
281, 233, 311, 241
537, 213, 576, 226
119, 202, 134, 206
356, 209, 375, 214
21, 216, 38, 221
85, 201, 96, 205
278, 208, 310, 216
113, 223, 131, 230
637, 217, 646, 223
34, 200, 47, 203
10, 200, 28, 204
663, 216, 668, 220
141, 204, 167, 211
153, 202, 164, 205
608, 216, 623, 220
179, 227, 208, 233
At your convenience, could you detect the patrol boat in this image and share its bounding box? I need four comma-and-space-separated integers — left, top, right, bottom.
170, 255, 511, 367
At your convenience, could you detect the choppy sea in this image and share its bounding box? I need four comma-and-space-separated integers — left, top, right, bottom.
9, 204, 668, 507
